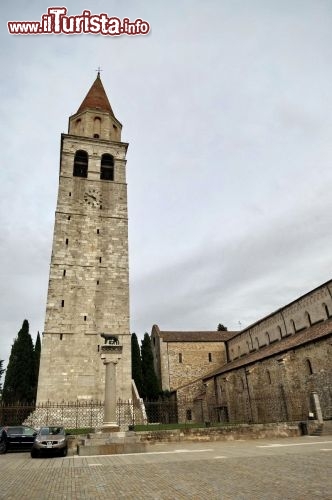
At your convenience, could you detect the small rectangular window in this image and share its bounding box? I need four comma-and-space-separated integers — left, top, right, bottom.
208, 353, 212, 362
69, 192, 71, 197
65, 238, 69, 245
68, 216, 71, 220
61, 300, 64, 307
179, 353, 182, 363
97, 229, 100, 234
97, 280, 99, 285
60, 334, 63, 340
84, 315, 87, 321
99, 257, 102, 263
63, 270, 66, 277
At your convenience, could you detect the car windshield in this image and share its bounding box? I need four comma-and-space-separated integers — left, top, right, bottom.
39, 427, 65, 436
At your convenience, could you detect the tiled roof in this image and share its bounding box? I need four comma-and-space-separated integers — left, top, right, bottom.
76, 74, 114, 115
203, 318, 332, 380
158, 330, 238, 343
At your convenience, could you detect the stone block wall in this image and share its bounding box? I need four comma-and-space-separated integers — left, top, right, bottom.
37, 122, 131, 403
152, 339, 226, 393
207, 334, 332, 424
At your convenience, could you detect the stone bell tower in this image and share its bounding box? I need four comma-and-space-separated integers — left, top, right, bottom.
36, 73, 132, 403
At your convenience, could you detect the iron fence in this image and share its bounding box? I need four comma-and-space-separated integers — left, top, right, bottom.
0, 392, 320, 429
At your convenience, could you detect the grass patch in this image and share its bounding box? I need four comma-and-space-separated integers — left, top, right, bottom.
133, 421, 246, 432
133, 422, 208, 432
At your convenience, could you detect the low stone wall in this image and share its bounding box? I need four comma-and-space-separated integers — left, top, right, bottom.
136, 422, 301, 444
66, 422, 301, 454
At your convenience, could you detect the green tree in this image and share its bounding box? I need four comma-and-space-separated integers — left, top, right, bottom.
131, 333, 144, 397
0, 360, 5, 395
217, 323, 228, 331
141, 333, 160, 400
2, 320, 36, 404
34, 331, 41, 391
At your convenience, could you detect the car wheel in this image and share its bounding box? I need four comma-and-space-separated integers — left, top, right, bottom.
61, 447, 68, 457
0, 442, 7, 454
30, 448, 39, 458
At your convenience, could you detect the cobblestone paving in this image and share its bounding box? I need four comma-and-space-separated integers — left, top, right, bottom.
0, 437, 331, 499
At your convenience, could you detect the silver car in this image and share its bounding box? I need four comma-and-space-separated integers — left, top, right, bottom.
31, 426, 68, 458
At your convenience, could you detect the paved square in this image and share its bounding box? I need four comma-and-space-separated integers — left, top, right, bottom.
0, 436, 331, 499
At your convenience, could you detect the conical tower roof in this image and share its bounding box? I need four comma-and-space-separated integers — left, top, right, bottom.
76, 73, 114, 116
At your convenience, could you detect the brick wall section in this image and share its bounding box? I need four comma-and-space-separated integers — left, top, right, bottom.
176, 378, 208, 423
204, 327, 332, 424
151, 326, 233, 391
167, 341, 226, 390
136, 423, 300, 443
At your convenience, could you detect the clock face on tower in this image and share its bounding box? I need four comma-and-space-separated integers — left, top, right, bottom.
83, 188, 102, 208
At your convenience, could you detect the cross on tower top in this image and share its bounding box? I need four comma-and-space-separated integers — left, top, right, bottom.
96, 66, 103, 78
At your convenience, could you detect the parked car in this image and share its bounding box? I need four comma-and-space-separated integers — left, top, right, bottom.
0, 425, 37, 453
31, 426, 68, 458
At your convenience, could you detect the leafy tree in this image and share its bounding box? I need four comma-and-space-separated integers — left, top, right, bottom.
2, 320, 36, 404
131, 333, 144, 397
141, 333, 160, 400
217, 323, 228, 331
34, 331, 41, 388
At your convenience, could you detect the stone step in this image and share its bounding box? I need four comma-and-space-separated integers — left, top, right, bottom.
78, 442, 146, 456
321, 421, 332, 436
78, 430, 146, 455
309, 421, 332, 436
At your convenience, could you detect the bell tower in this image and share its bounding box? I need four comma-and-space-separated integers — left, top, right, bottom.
37, 73, 132, 403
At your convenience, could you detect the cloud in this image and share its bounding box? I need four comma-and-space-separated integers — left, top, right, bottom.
130, 196, 332, 334
1, 0, 332, 366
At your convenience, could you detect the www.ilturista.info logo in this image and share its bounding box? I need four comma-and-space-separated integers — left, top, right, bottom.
8, 7, 150, 36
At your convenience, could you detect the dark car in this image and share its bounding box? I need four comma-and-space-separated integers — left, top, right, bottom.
0, 425, 37, 453
31, 426, 68, 458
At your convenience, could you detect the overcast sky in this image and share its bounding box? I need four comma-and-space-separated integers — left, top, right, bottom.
0, 0, 331, 368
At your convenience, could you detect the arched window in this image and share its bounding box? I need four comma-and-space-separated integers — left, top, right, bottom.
100, 154, 114, 181
322, 303, 330, 319
306, 359, 313, 375
265, 332, 270, 344
255, 337, 259, 350
277, 326, 282, 339
73, 150, 88, 178
290, 320, 296, 333
93, 117, 101, 138
305, 311, 312, 327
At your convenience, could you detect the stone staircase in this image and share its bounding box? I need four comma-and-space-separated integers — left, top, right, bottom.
309, 421, 332, 436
